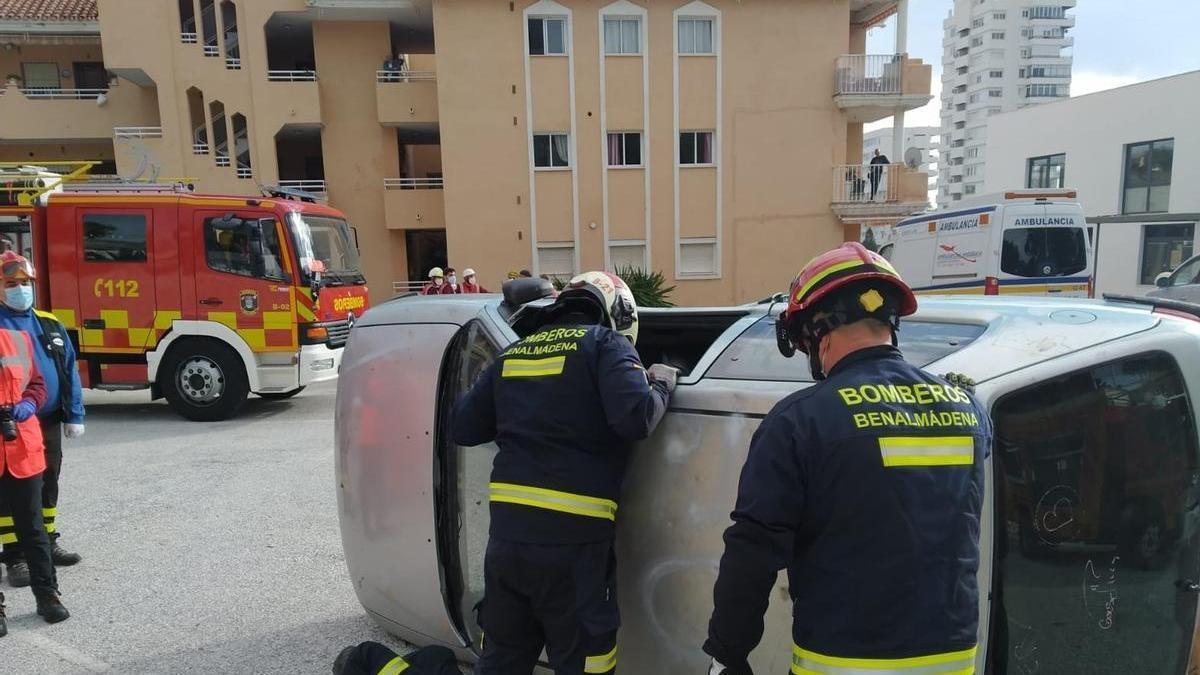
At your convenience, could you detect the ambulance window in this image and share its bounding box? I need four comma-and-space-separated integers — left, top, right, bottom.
990, 352, 1200, 674
83, 213, 147, 262
707, 317, 984, 382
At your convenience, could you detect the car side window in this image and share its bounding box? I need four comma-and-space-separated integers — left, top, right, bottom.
1171, 257, 1200, 286
706, 316, 986, 382
990, 352, 1200, 674
83, 213, 147, 262
203, 216, 288, 281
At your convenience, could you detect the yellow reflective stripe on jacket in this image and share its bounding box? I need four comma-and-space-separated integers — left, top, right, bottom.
501, 356, 567, 378
489, 482, 618, 521
377, 655, 410, 675
0, 516, 12, 527
878, 436, 974, 468
584, 645, 617, 673
0, 533, 15, 545
792, 644, 977, 674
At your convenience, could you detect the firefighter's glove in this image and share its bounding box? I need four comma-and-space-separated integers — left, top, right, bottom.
709, 658, 751, 675
648, 363, 680, 393
12, 400, 36, 422
65, 424, 85, 439
942, 372, 977, 394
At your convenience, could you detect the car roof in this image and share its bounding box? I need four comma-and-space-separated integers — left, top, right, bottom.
358, 292, 1168, 384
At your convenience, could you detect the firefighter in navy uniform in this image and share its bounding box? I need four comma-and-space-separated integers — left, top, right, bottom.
452, 271, 676, 675
332, 641, 460, 675
703, 242, 991, 675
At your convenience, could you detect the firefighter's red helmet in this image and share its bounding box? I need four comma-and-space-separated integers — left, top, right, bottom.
0, 251, 36, 282
783, 241, 916, 325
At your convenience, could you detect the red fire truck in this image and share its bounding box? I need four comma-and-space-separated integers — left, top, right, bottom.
0, 176, 369, 420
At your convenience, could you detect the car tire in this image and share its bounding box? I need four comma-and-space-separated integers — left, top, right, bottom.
257, 386, 305, 400
160, 339, 250, 422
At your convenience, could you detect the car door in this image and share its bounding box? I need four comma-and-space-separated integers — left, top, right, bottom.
192, 210, 296, 352
988, 352, 1200, 674
1160, 256, 1200, 303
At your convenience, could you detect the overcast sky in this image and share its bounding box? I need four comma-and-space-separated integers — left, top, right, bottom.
865, 0, 1200, 132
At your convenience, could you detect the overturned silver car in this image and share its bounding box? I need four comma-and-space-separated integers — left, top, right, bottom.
336, 288, 1200, 674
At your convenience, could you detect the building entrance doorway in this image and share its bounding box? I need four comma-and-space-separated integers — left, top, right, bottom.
405, 229, 447, 288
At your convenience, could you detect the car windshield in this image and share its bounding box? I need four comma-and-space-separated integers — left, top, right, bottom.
1001, 226, 1088, 278
707, 316, 986, 382
288, 212, 362, 282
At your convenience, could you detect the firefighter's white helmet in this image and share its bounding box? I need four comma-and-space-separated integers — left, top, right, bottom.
428, 266, 444, 279
561, 271, 639, 344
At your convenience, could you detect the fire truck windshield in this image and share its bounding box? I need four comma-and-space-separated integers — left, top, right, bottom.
289, 213, 364, 285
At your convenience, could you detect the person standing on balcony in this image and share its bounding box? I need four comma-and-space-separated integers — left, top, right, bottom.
869, 149, 890, 201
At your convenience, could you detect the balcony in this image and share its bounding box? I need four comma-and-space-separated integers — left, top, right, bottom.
277, 179, 327, 199
377, 71, 439, 126
831, 164, 928, 221
260, 72, 322, 128
833, 54, 933, 124
383, 178, 445, 230
0, 84, 160, 142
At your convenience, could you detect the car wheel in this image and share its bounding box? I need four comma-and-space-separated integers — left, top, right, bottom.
257, 386, 306, 400
160, 339, 250, 421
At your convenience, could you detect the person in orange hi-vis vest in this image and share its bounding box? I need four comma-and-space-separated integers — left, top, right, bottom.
0, 327, 69, 638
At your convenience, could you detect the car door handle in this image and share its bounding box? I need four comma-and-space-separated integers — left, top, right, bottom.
199, 297, 224, 306
1175, 579, 1200, 593
82, 319, 105, 329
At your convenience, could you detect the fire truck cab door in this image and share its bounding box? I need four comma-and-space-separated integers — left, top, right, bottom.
192, 210, 296, 353
77, 208, 158, 354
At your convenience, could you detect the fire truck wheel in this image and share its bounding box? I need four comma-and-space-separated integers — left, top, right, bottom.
257, 387, 306, 400
160, 339, 250, 421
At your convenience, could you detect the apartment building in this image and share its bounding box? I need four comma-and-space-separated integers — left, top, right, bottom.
1, 0, 932, 306
985, 71, 1200, 297
937, 0, 1075, 208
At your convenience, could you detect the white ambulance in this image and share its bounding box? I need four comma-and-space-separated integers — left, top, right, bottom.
885, 189, 1092, 297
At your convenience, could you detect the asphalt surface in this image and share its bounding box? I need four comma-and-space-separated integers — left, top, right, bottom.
1, 382, 438, 674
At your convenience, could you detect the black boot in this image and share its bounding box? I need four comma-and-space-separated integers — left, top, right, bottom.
0, 591, 7, 637
50, 544, 82, 567
35, 592, 69, 624
332, 645, 356, 674
5, 562, 29, 588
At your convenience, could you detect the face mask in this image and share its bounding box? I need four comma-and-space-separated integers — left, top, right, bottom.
5, 285, 33, 311
448, 275, 457, 285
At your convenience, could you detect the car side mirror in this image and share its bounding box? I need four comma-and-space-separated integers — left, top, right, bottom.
502, 277, 554, 307
1155, 272, 1172, 288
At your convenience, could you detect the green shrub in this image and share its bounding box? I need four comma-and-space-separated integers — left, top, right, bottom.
613, 266, 676, 308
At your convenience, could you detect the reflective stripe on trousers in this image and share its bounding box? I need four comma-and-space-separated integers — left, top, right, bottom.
377, 655, 410, 674
791, 645, 977, 675
584, 644, 617, 673
0, 508, 57, 541
489, 482, 618, 521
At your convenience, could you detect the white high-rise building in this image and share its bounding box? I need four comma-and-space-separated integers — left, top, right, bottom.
937, 0, 1075, 208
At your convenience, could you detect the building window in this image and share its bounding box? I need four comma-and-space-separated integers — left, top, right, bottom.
964, 184, 977, 194
991, 31, 1005, 40
988, 107, 1002, 116
1021, 27, 1032, 38
1123, 138, 1174, 214
993, 11, 1006, 20
1030, 5, 1068, 19
680, 238, 717, 276
1024, 83, 1064, 97
607, 132, 642, 167
966, 147, 980, 159
970, 36, 983, 47
609, 241, 646, 270
965, 166, 978, 177
1026, 153, 1065, 189
83, 213, 148, 262
1020, 47, 1032, 58
988, 88, 1003, 97
538, 244, 575, 280
533, 132, 570, 168
678, 18, 714, 54
528, 17, 566, 56
1140, 224, 1193, 285
679, 131, 714, 165
21, 62, 60, 89
972, 17, 984, 28
990, 69, 1003, 78
603, 17, 640, 55
204, 216, 287, 280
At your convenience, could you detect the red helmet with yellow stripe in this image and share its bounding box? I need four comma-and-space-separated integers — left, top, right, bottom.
776, 242, 917, 378
0, 251, 36, 282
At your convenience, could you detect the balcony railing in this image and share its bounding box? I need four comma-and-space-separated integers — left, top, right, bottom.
376, 70, 436, 83
181, 31, 198, 44
202, 43, 219, 57
20, 88, 108, 100
226, 57, 241, 70
277, 179, 327, 194
834, 54, 903, 95
114, 126, 163, 139
236, 166, 252, 179
833, 164, 903, 204
393, 280, 427, 295
384, 177, 444, 190
215, 154, 231, 167
267, 70, 317, 82
193, 142, 209, 155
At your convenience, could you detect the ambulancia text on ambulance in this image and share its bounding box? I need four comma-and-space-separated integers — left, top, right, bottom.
886, 189, 1093, 297
3, 180, 369, 421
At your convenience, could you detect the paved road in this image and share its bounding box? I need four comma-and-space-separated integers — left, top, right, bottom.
2, 382, 428, 674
